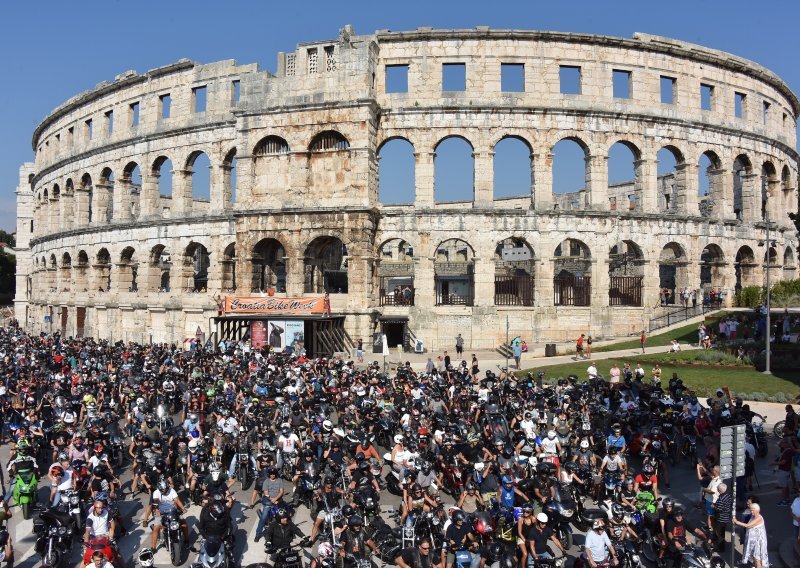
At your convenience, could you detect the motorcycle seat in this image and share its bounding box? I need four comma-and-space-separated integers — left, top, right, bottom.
582, 509, 607, 520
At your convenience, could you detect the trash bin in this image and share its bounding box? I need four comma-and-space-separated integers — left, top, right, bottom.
545, 343, 556, 357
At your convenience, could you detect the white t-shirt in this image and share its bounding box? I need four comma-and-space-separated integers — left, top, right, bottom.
540, 438, 558, 455
587, 365, 598, 378
791, 496, 800, 527
154, 487, 179, 509
706, 476, 722, 503
86, 510, 111, 536
619, 401, 636, 412
278, 433, 300, 453
520, 419, 535, 436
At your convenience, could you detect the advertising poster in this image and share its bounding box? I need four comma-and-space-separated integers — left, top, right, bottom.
250, 321, 267, 349
267, 321, 286, 350
284, 320, 305, 353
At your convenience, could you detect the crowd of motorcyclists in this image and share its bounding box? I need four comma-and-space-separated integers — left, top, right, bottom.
0, 319, 779, 568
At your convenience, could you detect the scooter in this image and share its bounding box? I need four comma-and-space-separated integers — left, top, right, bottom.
82, 536, 124, 568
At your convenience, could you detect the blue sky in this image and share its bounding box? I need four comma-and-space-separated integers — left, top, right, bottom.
1, 0, 799, 231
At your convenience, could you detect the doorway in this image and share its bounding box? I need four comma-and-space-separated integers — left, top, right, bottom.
382, 321, 407, 352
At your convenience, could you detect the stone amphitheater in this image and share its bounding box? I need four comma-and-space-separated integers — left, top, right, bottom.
13, 26, 800, 353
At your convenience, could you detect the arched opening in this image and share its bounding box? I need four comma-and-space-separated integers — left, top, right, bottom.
698, 151, 722, 217
658, 242, 688, 305
99, 168, 114, 223
781, 165, 793, 215
553, 239, 591, 306
253, 136, 291, 198
119, 247, 138, 292
761, 162, 778, 221
153, 156, 173, 199
493, 136, 532, 200
784, 247, 796, 280
187, 152, 211, 202
223, 148, 237, 205
63, 179, 75, 229
378, 138, 415, 204
608, 240, 644, 306
732, 155, 752, 220
184, 242, 210, 292
309, 131, 349, 152
378, 238, 415, 305
251, 238, 287, 293
494, 238, 535, 306
657, 146, 683, 212
221, 243, 237, 292
735, 246, 756, 290
304, 236, 348, 294
95, 248, 111, 292
150, 245, 171, 293
122, 162, 142, 219
434, 239, 474, 305
607, 141, 640, 211
81, 173, 93, 224
76, 250, 89, 292
60, 252, 72, 292
434, 136, 474, 203
552, 138, 588, 210
699, 244, 725, 297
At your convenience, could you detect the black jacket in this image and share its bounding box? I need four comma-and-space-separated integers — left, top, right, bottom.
198, 505, 231, 538
264, 520, 303, 549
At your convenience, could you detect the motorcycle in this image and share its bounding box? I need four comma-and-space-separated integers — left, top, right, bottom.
82, 536, 124, 568
54, 489, 83, 533
231, 442, 254, 491
748, 416, 769, 458
192, 535, 232, 568
294, 462, 320, 510
541, 483, 575, 550
612, 539, 642, 568
12, 462, 38, 519
157, 502, 185, 566
267, 546, 304, 568
34, 509, 75, 567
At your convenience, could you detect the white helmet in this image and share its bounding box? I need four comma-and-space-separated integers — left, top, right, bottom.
547, 431, 557, 440
536, 513, 548, 523
188, 439, 199, 451
580, 440, 590, 449
474, 462, 485, 472
323, 420, 333, 432
394, 434, 404, 444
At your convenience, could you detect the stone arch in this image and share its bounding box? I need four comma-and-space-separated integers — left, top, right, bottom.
81, 173, 94, 224
304, 236, 348, 294
186, 151, 211, 203
656, 145, 685, 212
698, 150, 723, 217
183, 241, 210, 292
252, 136, 290, 200
95, 248, 112, 292
552, 136, 590, 210
607, 140, 642, 211
494, 237, 535, 306
221, 242, 237, 292
149, 244, 171, 292
784, 246, 796, 280
553, 238, 591, 306
700, 243, 725, 292
434, 135, 474, 203
658, 242, 688, 305
119, 246, 138, 292
735, 246, 757, 290
98, 167, 114, 223
434, 238, 475, 305
608, 240, 645, 306
152, 155, 173, 198
732, 154, 753, 220
493, 135, 533, 200
254, 135, 291, 155
781, 164, 794, 216
761, 161, 778, 221
59, 251, 72, 292
75, 250, 89, 291
251, 238, 287, 293
122, 161, 142, 220
309, 130, 349, 152
378, 137, 415, 205
378, 238, 415, 305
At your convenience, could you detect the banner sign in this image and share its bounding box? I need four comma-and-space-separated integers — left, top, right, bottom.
224, 296, 324, 316
250, 321, 267, 349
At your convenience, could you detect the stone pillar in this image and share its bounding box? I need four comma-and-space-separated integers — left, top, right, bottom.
740, 173, 759, 222
709, 168, 729, 221
642, 260, 660, 310
473, 151, 494, 208
74, 188, 90, 227
49, 198, 59, 233
234, 153, 253, 210
115, 178, 132, 222
172, 169, 193, 215
473, 257, 495, 307
140, 171, 160, 218
592, 258, 609, 308
675, 161, 699, 215
635, 158, 658, 212
285, 256, 304, 296
586, 154, 609, 211
767, 179, 781, 222
532, 152, 553, 211
535, 255, 554, 307
414, 152, 435, 208
414, 256, 435, 309
93, 183, 110, 226
59, 195, 69, 231
212, 163, 233, 212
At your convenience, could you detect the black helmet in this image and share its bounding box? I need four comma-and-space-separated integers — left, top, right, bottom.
611, 503, 624, 520
349, 515, 363, 528
342, 505, 356, 518
358, 461, 370, 473
92, 465, 107, 477
452, 510, 466, 523
502, 447, 514, 459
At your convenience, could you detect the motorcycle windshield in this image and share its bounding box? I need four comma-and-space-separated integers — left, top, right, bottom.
204, 536, 223, 557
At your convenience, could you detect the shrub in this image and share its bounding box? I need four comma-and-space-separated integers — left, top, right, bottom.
735, 286, 763, 308
771, 278, 800, 307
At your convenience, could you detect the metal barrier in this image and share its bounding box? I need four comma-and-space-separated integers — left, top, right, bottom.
648, 304, 715, 331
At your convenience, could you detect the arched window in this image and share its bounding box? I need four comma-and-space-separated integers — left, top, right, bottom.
784, 247, 796, 280
732, 155, 752, 220
75, 250, 89, 292
123, 162, 142, 219
255, 136, 290, 155
658, 243, 688, 305
120, 247, 138, 292
699, 244, 725, 295
553, 239, 591, 306
153, 156, 173, 198
494, 238, 535, 306
222, 243, 237, 292
434, 136, 474, 203
99, 168, 114, 223
552, 138, 589, 210
252, 238, 286, 293
735, 246, 756, 290
187, 152, 211, 202
81, 173, 93, 224
309, 131, 349, 152
378, 138, 415, 204
607, 141, 640, 211
253, 136, 291, 198
378, 239, 414, 305
95, 248, 112, 292
698, 151, 722, 217
657, 146, 683, 212
608, 240, 644, 306
434, 239, 474, 306
304, 236, 348, 293
184, 242, 210, 292
150, 245, 171, 292
761, 162, 778, 221
493, 137, 532, 200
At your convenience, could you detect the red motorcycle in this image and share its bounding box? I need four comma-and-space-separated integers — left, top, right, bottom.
82, 536, 124, 568
440, 459, 465, 496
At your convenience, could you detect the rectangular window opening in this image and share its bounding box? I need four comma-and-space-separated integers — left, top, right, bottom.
763, 101, 770, 125
385, 64, 409, 93
231, 80, 240, 103
130, 101, 140, 127
160, 94, 171, 119
85, 119, 93, 141
700, 83, 714, 111
442, 63, 466, 92
105, 110, 113, 135
501, 63, 525, 93
612, 69, 632, 99
192, 85, 207, 113
68, 127, 74, 146
660, 76, 676, 104
734, 92, 746, 118
307, 48, 319, 74
55, 133, 60, 146
559, 65, 581, 95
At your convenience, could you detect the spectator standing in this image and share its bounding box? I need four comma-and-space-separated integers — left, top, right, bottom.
585, 334, 593, 359
575, 334, 585, 360
734, 503, 770, 568
691, 289, 698, 307
791, 493, 800, 540
712, 482, 732, 551
701, 465, 722, 529
640, 330, 646, 354
774, 437, 795, 506
356, 338, 364, 363
455, 333, 464, 356
512, 342, 522, 370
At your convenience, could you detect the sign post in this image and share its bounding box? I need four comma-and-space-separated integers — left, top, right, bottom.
720, 424, 746, 568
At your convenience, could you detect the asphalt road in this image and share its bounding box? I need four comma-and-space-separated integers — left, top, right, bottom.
1, 425, 790, 568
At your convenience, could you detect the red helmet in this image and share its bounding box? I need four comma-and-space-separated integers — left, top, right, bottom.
51, 465, 64, 477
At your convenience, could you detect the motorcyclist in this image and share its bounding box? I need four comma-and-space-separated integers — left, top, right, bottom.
197, 499, 231, 543
263, 509, 308, 558
150, 479, 189, 551
338, 515, 377, 568
583, 519, 619, 567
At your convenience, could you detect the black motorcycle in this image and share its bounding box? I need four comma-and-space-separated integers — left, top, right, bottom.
158, 503, 185, 566
34, 509, 75, 567
541, 483, 576, 550
231, 441, 253, 491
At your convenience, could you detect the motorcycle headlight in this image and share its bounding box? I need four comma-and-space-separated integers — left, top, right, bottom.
58, 526, 69, 535
631, 555, 640, 564
70, 495, 80, 505
555, 559, 565, 568
560, 509, 574, 518
49, 526, 58, 534
170, 521, 180, 531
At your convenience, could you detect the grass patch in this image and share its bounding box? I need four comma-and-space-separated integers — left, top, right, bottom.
593, 321, 703, 353
522, 354, 800, 398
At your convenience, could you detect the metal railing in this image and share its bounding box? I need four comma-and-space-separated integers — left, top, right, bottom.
648, 304, 715, 331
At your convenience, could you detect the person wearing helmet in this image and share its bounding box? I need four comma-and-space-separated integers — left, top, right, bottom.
456, 482, 484, 514
499, 474, 530, 508
203, 462, 234, 507
402, 482, 439, 528
90, 463, 120, 501
583, 519, 618, 566
457, 433, 493, 466
197, 498, 232, 544
443, 510, 477, 568
262, 508, 308, 558
277, 425, 300, 472
666, 506, 693, 558
635, 463, 659, 498
47, 457, 73, 507
310, 477, 346, 542
84, 497, 117, 549
182, 413, 203, 439
606, 425, 627, 455
526, 511, 566, 563
338, 515, 377, 566
150, 479, 189, 550
395, 538, 439, 568
600, 444, 627, 479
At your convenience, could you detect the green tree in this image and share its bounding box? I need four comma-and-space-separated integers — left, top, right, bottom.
0, 231, 15, 248
0, 252, 15, 300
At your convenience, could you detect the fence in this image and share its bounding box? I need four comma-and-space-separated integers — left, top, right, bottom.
494, 274, 535, 306
609, 276, 643, 307
554, 275, 591, 306
648, 304, 713, 331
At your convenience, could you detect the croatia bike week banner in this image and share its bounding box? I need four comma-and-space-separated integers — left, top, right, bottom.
224, 296, 324, 316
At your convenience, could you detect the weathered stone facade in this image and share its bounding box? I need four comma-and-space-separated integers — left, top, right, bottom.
15, 27, 800, 350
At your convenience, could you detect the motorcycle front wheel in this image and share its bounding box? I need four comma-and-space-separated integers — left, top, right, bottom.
171, 536, 183, 566
558, 527, 572, 551
773, 420, 786, 439
641, 530, 658, 564
21, 501, 31, 520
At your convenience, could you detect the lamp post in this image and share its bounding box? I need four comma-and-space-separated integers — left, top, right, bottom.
761, 208, 775, 375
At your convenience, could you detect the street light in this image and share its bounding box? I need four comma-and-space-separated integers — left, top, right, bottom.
758, 211, 777, 375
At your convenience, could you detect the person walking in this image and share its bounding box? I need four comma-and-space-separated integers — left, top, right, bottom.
512, 341, 522, 370
576, 334, 585, 360
455, 333, 464, 356
734, 503, 770, 567
356, 338, 364, 363
640, 330, 646, 353
585, 334, 593, 359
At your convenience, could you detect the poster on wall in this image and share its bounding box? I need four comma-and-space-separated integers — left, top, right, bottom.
250, 321, 267, 349
284, 320, 305, 353
267, 321, 286, 350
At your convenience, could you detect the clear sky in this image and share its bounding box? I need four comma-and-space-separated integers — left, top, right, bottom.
2, 0, 799, 231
